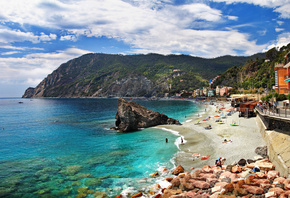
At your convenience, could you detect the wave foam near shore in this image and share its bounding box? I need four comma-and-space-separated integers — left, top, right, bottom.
156, 127, 186, 150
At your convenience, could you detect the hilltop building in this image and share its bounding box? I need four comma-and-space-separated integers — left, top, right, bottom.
275, 51, 290, 94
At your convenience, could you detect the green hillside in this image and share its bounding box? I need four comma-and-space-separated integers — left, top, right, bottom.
212, 43, 290, 93
23, 52, 265, 98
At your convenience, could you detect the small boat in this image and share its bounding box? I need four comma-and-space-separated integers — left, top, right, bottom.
201, 155, 210, 160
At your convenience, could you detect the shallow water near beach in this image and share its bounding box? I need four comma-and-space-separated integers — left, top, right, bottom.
0, 98, 200, 197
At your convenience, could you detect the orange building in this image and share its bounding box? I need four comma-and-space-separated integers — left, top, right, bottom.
274, 51, 290, 94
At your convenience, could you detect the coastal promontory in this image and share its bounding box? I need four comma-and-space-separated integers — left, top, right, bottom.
21, 53, 265, 98
115, 98, 181, 132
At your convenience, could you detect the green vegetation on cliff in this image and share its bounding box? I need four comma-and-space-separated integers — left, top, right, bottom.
23, 53, 265, 98
212, 43, 290, 93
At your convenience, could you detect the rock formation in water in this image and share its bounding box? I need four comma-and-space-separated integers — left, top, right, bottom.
115, 98, 181, 132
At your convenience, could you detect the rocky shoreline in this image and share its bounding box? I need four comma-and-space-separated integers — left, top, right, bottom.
113, 101, 290, 198
116, 156, 290, 198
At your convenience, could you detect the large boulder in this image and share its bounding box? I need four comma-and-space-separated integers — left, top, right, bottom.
237, 159, 247, 166
172, 165, 185, 175
190, 179, 210, 189
244, 186, 264, 195
115, 98, 181, 132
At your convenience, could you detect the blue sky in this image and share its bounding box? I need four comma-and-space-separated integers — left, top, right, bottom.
0, 0, 290, 97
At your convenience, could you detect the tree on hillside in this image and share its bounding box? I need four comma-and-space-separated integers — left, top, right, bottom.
266, 47, 278, 61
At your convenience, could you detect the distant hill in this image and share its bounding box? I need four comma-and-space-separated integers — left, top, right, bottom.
22, 53, 265, 98
212, 43, 290, 93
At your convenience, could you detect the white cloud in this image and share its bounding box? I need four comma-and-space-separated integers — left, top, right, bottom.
60, 34, 77, 41
1, 51, 19, 55
211, 0, 288, 7
39, 33, 57, 42
277, 20, 284, 26
0, 26, 57, 43
274, 4, 290, 19
0, 0, 272, 60
179, 3, 222, 22
0, 28, 38, 43
0, 48, 92, 87
0, 0, 267, 58
211, 0, 290, 18
258, 29, 267, 36
0, 45, 44, 51
275, 28, 284, 32
264, 32, 290, 51
227, 15, 238, 20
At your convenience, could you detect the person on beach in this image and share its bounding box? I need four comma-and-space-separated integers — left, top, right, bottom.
215, 157, 222, 167
250, 165, 260, 173
181, 137, 183, 144
223, 139, 232, 143
205, 125, 212, 129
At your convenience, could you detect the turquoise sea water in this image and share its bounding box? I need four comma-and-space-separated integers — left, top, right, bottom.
0, 98, 200, 197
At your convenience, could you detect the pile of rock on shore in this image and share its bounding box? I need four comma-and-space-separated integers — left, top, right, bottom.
116, 158, 290, 198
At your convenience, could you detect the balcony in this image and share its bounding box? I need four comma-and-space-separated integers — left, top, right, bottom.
283, 61, 290, 68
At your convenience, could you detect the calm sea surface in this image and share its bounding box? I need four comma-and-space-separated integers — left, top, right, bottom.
0, 98, 200, 197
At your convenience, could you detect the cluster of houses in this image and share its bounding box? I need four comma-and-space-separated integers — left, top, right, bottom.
184, 49, 290, 98
171, 86, 233, 98
169, 49, 290, 99
193, 86, 232, 97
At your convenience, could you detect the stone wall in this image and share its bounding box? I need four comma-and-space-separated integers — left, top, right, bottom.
256, 114, 290, 179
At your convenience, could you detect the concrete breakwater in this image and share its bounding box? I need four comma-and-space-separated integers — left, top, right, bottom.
256, 114, 290, 179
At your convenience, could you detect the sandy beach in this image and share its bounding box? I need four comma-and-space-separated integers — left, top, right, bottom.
156, 101, 267, 172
